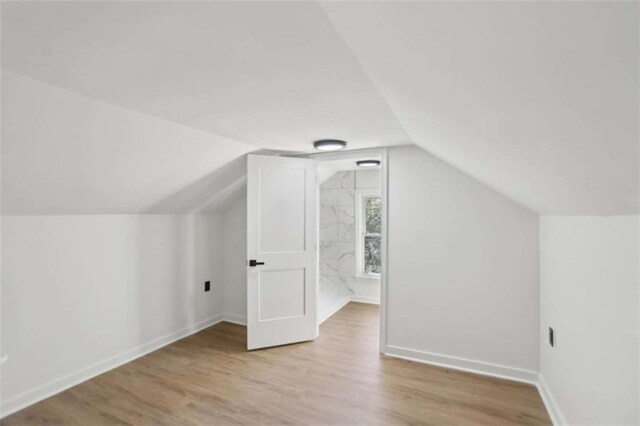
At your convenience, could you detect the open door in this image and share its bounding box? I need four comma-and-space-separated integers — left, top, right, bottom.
247, 155, 318, 350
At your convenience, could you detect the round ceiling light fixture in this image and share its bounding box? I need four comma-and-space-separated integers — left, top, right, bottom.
356, 160, 381, 168
313, 139, 347, 151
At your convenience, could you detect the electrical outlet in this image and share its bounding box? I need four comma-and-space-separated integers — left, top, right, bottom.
204, 281, 211, 292
549, 327, 554, 347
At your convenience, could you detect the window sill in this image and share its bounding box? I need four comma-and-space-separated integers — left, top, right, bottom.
355, 274, 381, 281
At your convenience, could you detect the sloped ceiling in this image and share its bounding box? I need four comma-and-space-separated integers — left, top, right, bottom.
1, 1, 409, 151
2, 72, 254, 214
2, 1, 638, 215
321, 1, 638, 214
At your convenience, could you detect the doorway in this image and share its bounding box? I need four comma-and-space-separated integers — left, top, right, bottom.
245, 149, 388, 352
312, 148, 388, 352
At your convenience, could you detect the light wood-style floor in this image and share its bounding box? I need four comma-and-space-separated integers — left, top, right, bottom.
3, 303, 550, 425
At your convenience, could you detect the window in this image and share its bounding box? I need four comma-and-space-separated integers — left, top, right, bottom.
356, 190, 382, 278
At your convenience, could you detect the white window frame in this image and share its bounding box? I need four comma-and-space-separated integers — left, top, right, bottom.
355, 189, 382, 280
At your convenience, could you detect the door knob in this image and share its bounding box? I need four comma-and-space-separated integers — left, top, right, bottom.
249, 259, 265, 267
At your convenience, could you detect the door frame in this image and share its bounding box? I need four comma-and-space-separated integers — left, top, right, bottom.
308, 148, 389, 353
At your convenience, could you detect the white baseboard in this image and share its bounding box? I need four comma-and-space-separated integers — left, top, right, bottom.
350, 295, 380, 305
319, 296, 351, 324
384, 345, 539, 385
1, 313, 224, 419
319, 295, 380, 323
3, 306, 559, 425
222, 313, 247, 326
385, 345, 561, 424
537, 374, 564, 426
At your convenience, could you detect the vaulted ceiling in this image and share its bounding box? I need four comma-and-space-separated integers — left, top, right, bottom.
322, 1, 638, 215
2, 1, 409, 152
2, 1, 637, 215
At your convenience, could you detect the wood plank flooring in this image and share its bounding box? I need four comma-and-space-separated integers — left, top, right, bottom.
3, 303, 550, 425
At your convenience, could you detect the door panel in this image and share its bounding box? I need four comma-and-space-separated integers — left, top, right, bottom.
247, 155, 318, 350
259, 269, 306, 321
258, 166, 306, 253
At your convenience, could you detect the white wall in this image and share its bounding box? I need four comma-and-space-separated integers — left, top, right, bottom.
385, 145, 540, 380
355, 168, 380, 190
1, 214, 224, 416
222, 195, 247, 324
539, 216, 639, 425
0, 70, 243, 417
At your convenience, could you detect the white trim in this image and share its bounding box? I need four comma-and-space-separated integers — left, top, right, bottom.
319, 295, 380, 323
1, 314, 224, 419
350, 295, 380, 305
384, 345, 560, 423
354, 274, 380, 280
537, 374, 565, 426
354, 188, 382, 280
222, 313, 247, 326
379, 149, 389, 354
383, 345, 539, 385
318, 296, 351, 324
308, 147, 387, 162
308, 147, 389, 354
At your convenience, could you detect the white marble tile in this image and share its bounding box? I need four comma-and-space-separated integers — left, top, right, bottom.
337, 171, 355, 189
321, 189, 338, 206
335, 242, 355, 260
320, 171, 357, 289
320, 206, 338, 224
336, 276, 355, 294
320, 241, 354, 260
319, 276, 336, 294
320, 241, 335, 259
320, 273, 353, 298
320, 275, 340, 292
320, 258, 338, 277
338, 253, 355, 261
320, 223, 338, 242
337, 188, 355, 206
338, 259, 355, 278
338, 223, 355, 242
336, 206, 355, 224
321, 172, 342, 189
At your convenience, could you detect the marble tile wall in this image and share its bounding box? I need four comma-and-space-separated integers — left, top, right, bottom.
320, 171, 357, 302
319, 169, 382, 316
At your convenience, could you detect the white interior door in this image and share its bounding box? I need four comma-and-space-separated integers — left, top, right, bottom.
247, 154, 318, 350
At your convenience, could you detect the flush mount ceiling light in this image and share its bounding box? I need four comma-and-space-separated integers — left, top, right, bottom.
356, 160, 381, 168
313, 139, 347, 151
